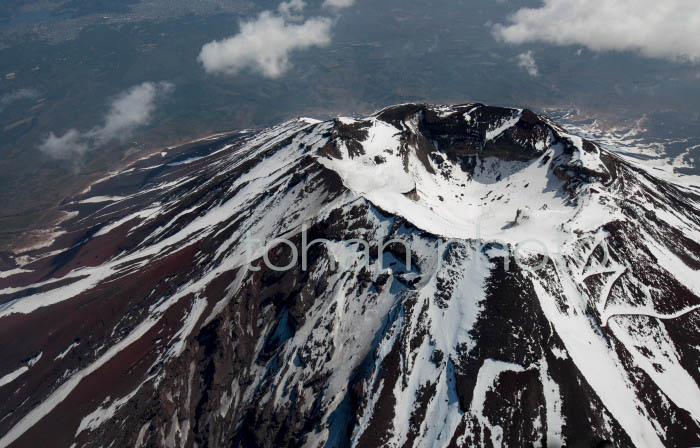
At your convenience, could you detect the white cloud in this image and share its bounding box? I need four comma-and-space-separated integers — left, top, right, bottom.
493, 0, 700, 62
198, 11, 333, 78
517, 51, 538, 76
40, 81, 173, 159
0, 88, 40, 112
279, 0, 306, 17
89, 81, 173, 145
322, 0, 356, 9
40, 129, 89, 158
198, 0, 360, 78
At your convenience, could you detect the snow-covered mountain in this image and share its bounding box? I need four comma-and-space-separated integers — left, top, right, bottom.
0, 103, 699, 448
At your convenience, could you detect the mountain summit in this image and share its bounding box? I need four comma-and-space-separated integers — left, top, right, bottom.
0, 103, 699, 448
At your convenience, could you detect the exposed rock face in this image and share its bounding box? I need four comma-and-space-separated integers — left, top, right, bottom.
0, 104, 699, 448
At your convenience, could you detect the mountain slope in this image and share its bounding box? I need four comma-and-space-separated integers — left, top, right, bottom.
0, 103, 699, 448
